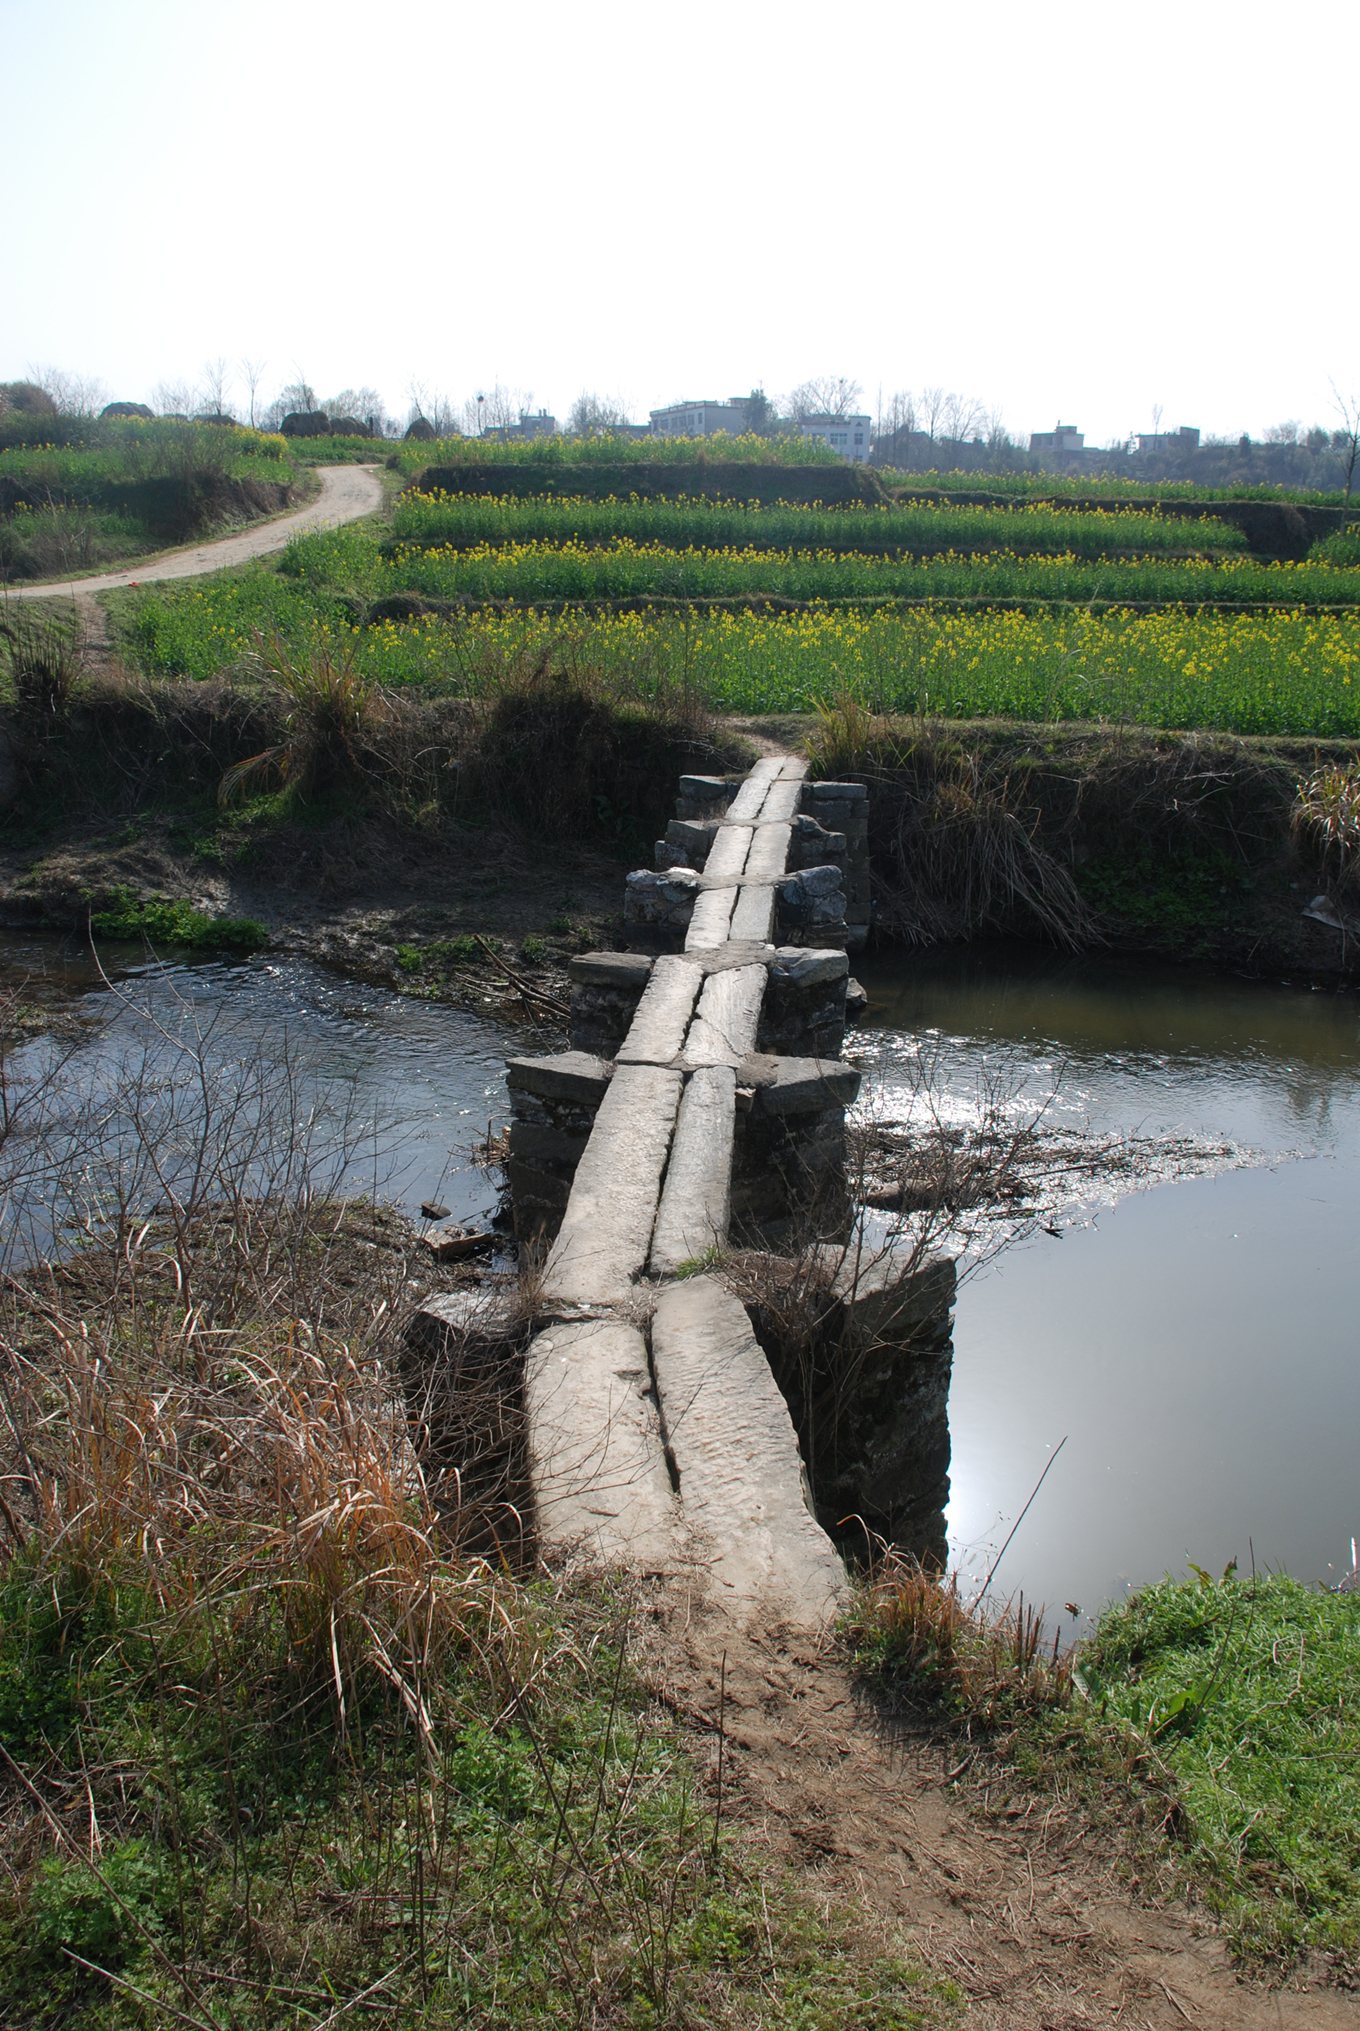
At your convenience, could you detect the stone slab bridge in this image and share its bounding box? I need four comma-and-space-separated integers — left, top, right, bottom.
423, 755, 956, 1636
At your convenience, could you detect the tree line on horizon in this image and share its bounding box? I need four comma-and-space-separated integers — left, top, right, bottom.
5, 362, 1360, 494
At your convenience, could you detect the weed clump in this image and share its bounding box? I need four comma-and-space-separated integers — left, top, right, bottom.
0, 600, 83, 745
847, 1553, 1072, 1723
89, 885, 266, 951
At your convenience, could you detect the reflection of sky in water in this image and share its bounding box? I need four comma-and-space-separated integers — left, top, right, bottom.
851, 947, 1360, 1619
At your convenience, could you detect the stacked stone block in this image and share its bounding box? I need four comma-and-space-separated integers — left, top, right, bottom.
504, 1051, 612, 1246
800, 781, 869, 951
756, 947, 850, 1060
730, 1056, 860, 1244
567, 950, 653, 1057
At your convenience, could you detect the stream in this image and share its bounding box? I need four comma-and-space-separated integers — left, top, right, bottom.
4, 932, 1357, 1623
850, 946, 1360, 1626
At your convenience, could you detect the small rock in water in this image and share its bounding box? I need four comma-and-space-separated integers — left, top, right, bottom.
421, 1200, 451, 1220
422, 1222, 492, 1262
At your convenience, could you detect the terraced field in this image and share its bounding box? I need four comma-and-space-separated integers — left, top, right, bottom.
113, 464, 1360, 737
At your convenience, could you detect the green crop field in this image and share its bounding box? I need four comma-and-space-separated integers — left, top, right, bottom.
389, 490, 1247, 561
107, 454, 1360, 739
117, 573, 1360, 736
387, 429, 841, 476
372, 537, 1359, 609
878, 466, 1357, 506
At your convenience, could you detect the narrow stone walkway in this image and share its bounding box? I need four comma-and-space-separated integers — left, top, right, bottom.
524, 752, 854, 1635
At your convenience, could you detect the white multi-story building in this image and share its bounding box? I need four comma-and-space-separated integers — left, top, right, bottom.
649, 397, 750, 438
796, 414, 871, 463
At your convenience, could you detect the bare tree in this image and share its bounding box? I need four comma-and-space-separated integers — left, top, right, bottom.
153, 376, 199, 419
1332, 382, 1360, 508
200, 357, 233, 419
240, 357, 268, 428
943, 391, 985, 444
568, 391, 633, 436
787, 375, 863, 421
260, 379, 320, 431
917, 386, 946, 445
28, 366, 108, 418
321, 386, 388, 432
404, 382, 459, 435
462, 383, 529, 435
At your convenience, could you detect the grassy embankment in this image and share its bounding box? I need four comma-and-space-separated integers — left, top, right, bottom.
0, 417, 306, 581
852, 1556, 1360, 1964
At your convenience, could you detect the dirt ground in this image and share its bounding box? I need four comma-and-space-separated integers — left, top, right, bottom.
652, 1613, 1360, 2030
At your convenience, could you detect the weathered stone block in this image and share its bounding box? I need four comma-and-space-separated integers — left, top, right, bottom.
624, 867, 702, 951
755, 1057, 861, 1114
676, 774, 735, 821
758, 947, 850, 1059
506, 1052, 613, 1107
789, 813, 846, 871
655, 817, 718, 871
567, 951, 654, 1057
776, 864, 847, 945
800, 782, 869, 941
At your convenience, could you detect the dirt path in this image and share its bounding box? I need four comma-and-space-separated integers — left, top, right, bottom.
653, 1615, 1360, 2030
8, 463, 384, 601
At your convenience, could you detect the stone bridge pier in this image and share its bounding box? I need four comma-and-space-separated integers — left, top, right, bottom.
426, 754, 955, 1635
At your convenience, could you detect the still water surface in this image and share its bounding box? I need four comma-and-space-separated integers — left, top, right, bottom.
850, 947, 1360, 1625
7, 934, 1358, 1622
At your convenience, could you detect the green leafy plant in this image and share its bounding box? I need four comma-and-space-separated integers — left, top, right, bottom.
89, 886, 266, 951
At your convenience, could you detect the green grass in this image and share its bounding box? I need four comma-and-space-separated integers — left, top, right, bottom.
388, 430, 841, 474
0, 1555, 954, 2031
1067, 1572, 1360, 1959
0, 422, 302, 580
389, 491, 1248, 561
0, 424, 294, 497
284, 433, 384, 465
88, 886, 267, 952
0, 1201, 957, 2031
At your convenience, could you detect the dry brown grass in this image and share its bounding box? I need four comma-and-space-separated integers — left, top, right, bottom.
846, 1549, 1073, 1722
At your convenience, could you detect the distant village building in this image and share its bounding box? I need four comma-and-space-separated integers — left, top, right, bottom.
649, 397, 749, 438
1136, 426, 1200, 454
503, 411, 558, 439
796, 414, 871, 462
1029, 423, 1086, 460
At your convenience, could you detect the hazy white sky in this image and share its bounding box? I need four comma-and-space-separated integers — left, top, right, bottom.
5, 0, 1356, 444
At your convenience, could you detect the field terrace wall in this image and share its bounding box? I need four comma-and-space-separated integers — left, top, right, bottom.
470, 753, 956, 1628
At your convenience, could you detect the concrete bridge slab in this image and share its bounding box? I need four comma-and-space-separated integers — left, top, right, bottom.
543, 1063, 684, 1303
526, 1317, 678, 1567
649, 1065, 737, 1274
615, 955, 704, 1063
651, 1277, 846, 1629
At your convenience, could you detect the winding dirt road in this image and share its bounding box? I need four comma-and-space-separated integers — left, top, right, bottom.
9, 463, 384, 601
